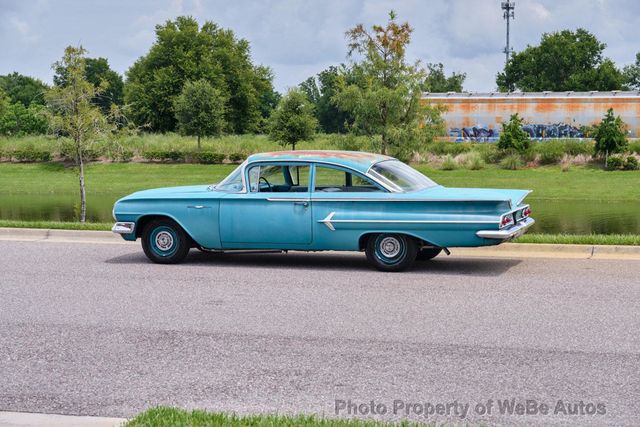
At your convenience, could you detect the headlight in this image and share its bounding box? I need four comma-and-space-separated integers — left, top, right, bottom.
112, 206, 117, 221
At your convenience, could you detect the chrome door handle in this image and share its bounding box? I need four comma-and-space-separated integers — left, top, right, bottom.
294, 201, 309, 207
187, 205, 210, 209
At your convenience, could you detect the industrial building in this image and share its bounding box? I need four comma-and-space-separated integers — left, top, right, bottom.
423, 91, 640, 141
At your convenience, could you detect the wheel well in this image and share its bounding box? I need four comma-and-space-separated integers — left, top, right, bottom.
135, 215, 187, 239
358, 233, 431, 251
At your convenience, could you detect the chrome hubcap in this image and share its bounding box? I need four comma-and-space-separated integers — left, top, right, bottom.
379, 237, 401, 258
155, 231, 174, 251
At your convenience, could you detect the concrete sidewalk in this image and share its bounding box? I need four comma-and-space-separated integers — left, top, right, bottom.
0, 411, 125, 427
1, 226, 640, 260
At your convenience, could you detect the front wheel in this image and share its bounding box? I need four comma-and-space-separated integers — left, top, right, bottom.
365, 233, 418, 272
141, 219, 190, 264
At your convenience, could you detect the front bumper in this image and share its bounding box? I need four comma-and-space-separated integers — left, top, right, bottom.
476, 217, 535, 240
112, 222, 135, 234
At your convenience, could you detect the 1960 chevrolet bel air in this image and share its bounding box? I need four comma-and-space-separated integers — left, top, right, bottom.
112, 150, 534, 271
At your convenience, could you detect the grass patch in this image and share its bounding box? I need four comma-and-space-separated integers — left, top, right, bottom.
0, 220, 111, 231
1, 163, 638, 201
124, 407, 432, 427
516, 233, 640, 245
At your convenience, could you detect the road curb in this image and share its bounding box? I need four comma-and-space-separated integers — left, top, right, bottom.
1, 227, 640, 260
0, 411, 126, 427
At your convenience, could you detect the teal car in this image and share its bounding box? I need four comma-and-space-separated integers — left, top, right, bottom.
112, 150, 534, 271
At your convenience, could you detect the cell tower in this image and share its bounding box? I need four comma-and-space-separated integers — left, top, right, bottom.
501, 1, 515, 65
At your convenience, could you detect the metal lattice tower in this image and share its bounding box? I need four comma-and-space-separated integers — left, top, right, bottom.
501, 1, 515, 64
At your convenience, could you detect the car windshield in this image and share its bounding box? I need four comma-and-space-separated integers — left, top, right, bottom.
369, 160, 438, 192
213, 162, 245, 192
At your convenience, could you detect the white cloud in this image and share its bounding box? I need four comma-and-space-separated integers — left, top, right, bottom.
0, 0, 639, 92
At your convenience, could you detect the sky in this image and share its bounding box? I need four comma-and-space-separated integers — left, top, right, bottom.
1, 0, 639, 93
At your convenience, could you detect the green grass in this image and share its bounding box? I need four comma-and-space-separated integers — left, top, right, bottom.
414, 165, 640, 201
1, 163, 638, 201
0, 220, 111, 231
124, 407, 432, 427
516, 233, 640, 245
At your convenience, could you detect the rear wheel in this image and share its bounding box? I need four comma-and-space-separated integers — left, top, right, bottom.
141, 219, 190, 264
416, 247, 442, 261
365, 233, 418, 272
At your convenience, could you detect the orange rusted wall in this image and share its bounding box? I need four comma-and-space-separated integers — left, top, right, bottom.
423, 92, 640, 137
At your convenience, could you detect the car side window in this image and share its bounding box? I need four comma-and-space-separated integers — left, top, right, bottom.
248, 164, 310, 193
314, 165, 384, 193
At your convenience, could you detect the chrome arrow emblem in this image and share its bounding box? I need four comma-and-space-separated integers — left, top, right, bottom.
319, 212, 336, 231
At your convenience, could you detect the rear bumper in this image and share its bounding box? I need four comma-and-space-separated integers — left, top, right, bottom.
476, 217, 535, 240
112, 222, 135, 235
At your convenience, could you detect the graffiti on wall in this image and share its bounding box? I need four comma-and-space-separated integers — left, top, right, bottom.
448, 123, 584, 142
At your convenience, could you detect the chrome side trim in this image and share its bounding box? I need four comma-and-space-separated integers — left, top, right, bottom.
318, 211, 499, 231
266, 198, 311, 202
477, 217, 535, 240
311, 197, 513, 203
112, 222, 135, 234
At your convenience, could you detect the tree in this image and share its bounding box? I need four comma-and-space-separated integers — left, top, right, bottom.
173, 79, 226, 149
623, 52, 640, 90
497, 28, 625, 92
498, 114, 530, 153
268, 88, 317, 150
54, 57, 124, 115
0, 72, 48, 106
300, 65, 353, 133
333, 10, 445, 158
46, 46, 108, 222
594, 108, 627, 168
423, 63, 466, 92
0, 102, 48, 136
125, 16, 276, 133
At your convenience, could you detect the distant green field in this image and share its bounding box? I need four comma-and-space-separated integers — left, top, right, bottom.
1, 162, 638, 201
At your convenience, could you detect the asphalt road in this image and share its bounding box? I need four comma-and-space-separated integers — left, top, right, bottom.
0, 239, 639, 426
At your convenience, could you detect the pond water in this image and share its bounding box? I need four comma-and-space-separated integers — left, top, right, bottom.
1, 194, 640, 235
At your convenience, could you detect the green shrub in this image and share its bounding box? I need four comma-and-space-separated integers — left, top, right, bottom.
331, 133, 363, 151
623, 156, 639, 171
563, 139, 594, 156
606, 155, 624, 170
12, 147, 51, 162
467, 153, 485, 170
426, 142, 473, 156
477, 144, 502, 164
229, 152, 245, 162
455, 151, 485, 170
143, 149, 185, 162
194, 151, 225, 164
629, 141, 640, 154
536, 140, 565, 165
498, 114, 530, 153
115, 149, 134, 163
440, 155, 457, 170
500, 153, 523, 170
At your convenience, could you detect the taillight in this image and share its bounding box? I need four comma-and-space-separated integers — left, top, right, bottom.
523, 207, 532, 217
500, 214, 514, 228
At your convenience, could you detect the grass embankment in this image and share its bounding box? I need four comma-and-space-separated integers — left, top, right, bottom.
124, 407, 431, 427
2, 163, 639, 201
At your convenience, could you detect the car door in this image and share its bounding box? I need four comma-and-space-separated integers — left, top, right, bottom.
219, 162, 313, 248
311, 164, 388, 250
